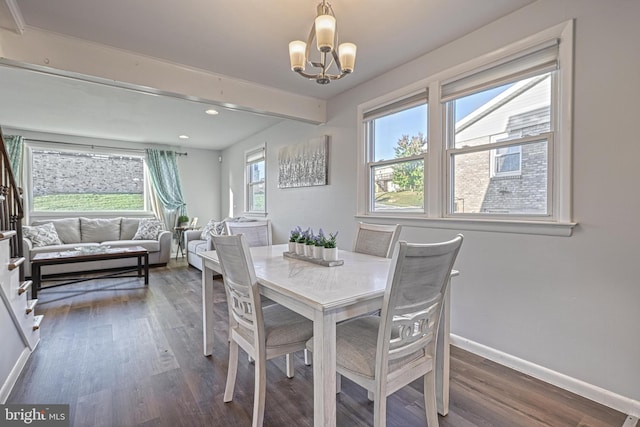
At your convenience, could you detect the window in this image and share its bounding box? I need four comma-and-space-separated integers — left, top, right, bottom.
445, 71, 554, 216
364, 92, 428, 213
358, 21, 574, 235
28, 145, 148, 214
245, 146, 266, 214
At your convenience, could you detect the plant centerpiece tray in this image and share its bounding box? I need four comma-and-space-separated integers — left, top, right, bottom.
283, 251, 344, 267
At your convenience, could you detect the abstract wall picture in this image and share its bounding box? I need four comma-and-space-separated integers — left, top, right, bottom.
278, 136, 329, 188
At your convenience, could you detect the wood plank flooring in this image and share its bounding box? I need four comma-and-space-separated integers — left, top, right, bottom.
7, 259, 628, 426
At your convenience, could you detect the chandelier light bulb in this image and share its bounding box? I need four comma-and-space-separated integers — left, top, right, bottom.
315, 15, 336, 52
338, 43, 357, 73
289, 41, 307, 71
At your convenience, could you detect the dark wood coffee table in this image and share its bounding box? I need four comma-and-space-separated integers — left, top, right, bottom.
31, 246, 149, 298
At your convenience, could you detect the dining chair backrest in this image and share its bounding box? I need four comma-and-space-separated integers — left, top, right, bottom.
226, 220, 272, 247
353, 222, 402, 258
212, 234, 264, 346
377, 235, 463, 370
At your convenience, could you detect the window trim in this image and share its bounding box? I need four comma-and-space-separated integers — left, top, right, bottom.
356, 20, 576, 236
244, 144, 267, 216
25, 141, 153, 221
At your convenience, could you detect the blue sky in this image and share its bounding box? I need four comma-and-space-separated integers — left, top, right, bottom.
374, 85, 510, 161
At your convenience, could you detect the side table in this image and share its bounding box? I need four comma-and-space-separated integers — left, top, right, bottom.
174, 226, 193, 260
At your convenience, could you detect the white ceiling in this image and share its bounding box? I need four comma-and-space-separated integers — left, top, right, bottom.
0, 0, 535, 150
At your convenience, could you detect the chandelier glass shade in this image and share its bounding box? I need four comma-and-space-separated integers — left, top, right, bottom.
289, 1, 357, 85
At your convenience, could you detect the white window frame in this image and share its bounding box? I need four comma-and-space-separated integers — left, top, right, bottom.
356, 20, 575, 236
244, 144, 267, 216
364, 92, 428, 214
25, 141, 153, 221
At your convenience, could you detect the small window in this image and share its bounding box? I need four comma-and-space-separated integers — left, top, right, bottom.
245, 146, 266, 214
364, 92, 428, 213
29, 146, 148, 213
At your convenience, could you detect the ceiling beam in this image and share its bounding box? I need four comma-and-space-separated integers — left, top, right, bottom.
1, 0, 24, 34
0, 27, 326, 124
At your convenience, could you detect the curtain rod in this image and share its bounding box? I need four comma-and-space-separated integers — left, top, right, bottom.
23, 138, 188, 156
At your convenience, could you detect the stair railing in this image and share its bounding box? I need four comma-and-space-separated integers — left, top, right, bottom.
0, 128, 25, 279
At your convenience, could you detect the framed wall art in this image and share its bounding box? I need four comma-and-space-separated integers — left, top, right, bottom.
278, 136, 329, 188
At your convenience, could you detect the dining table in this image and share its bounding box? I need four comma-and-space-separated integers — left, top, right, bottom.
199, 244, 457, 427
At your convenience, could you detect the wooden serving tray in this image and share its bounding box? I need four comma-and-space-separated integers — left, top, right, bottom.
283, 251, 344, 267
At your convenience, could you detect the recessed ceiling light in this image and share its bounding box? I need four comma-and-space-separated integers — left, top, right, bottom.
179, 135, 189, 139
205, 109, 219, 115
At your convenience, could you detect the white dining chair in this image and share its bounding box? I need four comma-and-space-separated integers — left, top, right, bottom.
225, 220, 272, 247
212, 234, 313, 427
353, 222, 402, 258
308, 235, 463, 427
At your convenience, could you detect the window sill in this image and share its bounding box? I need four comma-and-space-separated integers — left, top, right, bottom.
355, 214, 576, 237
243, 211, 268, 218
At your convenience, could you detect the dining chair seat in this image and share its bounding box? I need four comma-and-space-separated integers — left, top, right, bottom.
235, 303, 313, 350
307, 315, 427, 379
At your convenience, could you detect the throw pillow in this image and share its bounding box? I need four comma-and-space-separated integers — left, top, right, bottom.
133, 219, 164, 240
23, 222, 62, 247
200, 219, 225, 240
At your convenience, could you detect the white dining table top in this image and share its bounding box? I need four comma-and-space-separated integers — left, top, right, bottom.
199, 243, 392, 312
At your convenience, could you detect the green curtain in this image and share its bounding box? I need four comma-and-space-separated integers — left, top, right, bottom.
145, 149, 186, 229
4, 135, 24, 186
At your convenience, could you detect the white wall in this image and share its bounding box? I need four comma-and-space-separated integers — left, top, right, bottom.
4, 128, 221, 225
221, 0, 640, 410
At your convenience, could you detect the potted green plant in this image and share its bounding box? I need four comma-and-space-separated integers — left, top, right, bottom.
289, 226, 302, 253
323, 231, 339, 261
177, 215, 189, 227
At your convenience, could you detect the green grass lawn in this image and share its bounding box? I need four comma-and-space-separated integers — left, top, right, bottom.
33, 193, 144, 211
374, 190, 423, 208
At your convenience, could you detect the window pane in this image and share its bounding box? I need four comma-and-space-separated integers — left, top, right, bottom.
451, 73, 551, 149
249, 160, 265, 183
372, 159, 424, 212
32, 149, 145, 211
249, 182, 265, 212
372, 103, 427, 162
451, 140, 548, 215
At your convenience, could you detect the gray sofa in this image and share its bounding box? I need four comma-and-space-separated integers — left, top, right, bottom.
22, 217, 172, 277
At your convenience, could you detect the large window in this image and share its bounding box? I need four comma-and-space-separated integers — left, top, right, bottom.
245, 146, 266, 214
445, 71, 554, 217
358, 22, 574, 235
364, 92, 428, 213
28, 146, 148, 213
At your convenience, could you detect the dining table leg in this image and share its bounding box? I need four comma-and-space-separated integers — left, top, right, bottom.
202, 264, 215, 356
313, 310, 337, 427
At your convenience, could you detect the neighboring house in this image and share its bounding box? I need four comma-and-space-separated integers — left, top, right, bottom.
453, 75, 550, 214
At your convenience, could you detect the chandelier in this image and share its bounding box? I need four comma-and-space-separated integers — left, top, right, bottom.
288, 1, 357, 85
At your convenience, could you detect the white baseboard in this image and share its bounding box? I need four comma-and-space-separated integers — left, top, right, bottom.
450, 334, 640, 418
0, 347, 31, 404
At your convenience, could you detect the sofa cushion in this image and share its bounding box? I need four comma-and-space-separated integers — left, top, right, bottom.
103, 240, 160, 252
187, 239, 209, 254
133, 219, 163, 240
201, 219, 225, 240
32, 218, 81, 244
23, 223, 63, 247
80, 218, 121, 242
120, 218, 141, 240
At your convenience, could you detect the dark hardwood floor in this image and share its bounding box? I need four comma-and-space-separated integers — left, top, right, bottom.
8, 259, 627, 426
